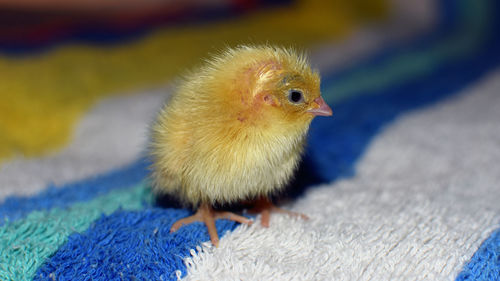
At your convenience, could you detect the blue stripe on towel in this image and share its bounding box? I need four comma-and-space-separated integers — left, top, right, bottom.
456, 229, 500, 281
34, 208, 242, 281
0, 158, 149, 225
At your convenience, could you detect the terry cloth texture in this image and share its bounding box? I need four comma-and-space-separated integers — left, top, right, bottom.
1, 0, 500, 280
181, 67, 500, 281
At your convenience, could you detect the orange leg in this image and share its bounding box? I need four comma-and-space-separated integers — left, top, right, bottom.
170, 203, 252, 247
248, 197, 309, 227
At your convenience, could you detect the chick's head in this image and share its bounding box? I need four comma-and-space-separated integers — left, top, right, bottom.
215, 46, 332, 131
258, 64, 329, 124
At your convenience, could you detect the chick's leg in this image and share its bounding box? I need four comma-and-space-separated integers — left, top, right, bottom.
170, 203, 252, 247
249, 197, 309, 227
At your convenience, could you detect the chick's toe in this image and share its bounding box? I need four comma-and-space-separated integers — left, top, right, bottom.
248, 197, 309, 228
170, 203, 252, 247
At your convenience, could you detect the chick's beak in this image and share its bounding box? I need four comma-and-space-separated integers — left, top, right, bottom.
307, 96, 332, 116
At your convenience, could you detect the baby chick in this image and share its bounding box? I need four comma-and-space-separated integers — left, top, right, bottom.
150, 45, 332, 246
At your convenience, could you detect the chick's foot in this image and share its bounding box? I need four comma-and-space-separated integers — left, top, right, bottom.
248, 197, 309, 227
170, 203, 252, 247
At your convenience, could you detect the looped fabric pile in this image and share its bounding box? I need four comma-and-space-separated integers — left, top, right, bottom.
0, 0, 499, 280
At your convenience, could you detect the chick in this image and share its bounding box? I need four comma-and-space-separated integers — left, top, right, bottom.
150, 45, 332, 246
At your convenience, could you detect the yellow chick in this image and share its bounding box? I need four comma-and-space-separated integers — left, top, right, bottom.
150, 45, 332, 246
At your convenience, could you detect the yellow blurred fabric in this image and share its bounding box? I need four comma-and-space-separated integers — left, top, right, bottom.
0, 0, 387, 162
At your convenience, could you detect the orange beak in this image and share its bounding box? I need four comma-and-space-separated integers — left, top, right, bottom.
307, 96, 332, 116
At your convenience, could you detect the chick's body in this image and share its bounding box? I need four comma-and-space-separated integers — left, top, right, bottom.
150, 45, 331, 245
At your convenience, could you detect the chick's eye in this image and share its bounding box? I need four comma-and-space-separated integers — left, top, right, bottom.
288, 89, 304, 104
